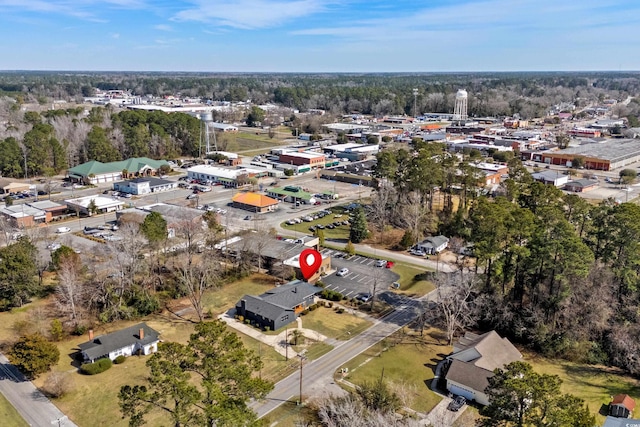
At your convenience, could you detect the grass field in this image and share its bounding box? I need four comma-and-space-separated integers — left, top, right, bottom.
0, 393, 28, 427
526, 352, 640, 424
298, 306, 372, 340
340, 327, 451, 414
391, 263, 434, 297
261, 399, 319, 427
201, 273, 276, 317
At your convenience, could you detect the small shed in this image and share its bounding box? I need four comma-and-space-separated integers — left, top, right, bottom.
609, 394, 635, 418
564, 179, 599, 193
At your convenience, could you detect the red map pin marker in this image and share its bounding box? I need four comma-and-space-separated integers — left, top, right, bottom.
299, 248, 322, 280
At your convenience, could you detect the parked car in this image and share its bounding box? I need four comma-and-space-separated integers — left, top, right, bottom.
410, 249, 426, 257
56, 226, 71, 234
186, 194, 198, 200
356, 293, 372, 303
375, 259, 387, 267
447, 396, 466, 412
244, 215, 252, 220
386, 261, 395, 268
47, 242, 61, 250
336, 268, 349, 277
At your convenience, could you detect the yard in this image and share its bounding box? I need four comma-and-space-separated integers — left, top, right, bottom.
200, 273, 277, 317
261, 399, 319, 427
298, 305, 372, 340
338, 327, 451, 414
390, 263, 435, 297
526, 352, 640, 424
0, 393, 27, 427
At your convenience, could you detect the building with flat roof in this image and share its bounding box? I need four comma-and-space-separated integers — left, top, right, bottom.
0, 204, 51, 227
541, 139, 640, 171
113, 177, 177, 195
532, 170, 570, 187
65, 196, 124, 216
267, 186, 316, 204
278, 151, 326, 169
187, 165, 268, 187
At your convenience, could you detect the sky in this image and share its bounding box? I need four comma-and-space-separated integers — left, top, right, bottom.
0, 0, 639, 72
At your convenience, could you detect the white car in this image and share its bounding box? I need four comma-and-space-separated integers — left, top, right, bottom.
375, 259, 387, 267
47, 242, 62, 251
336, 268, 349, 277
56, 226, 71, 234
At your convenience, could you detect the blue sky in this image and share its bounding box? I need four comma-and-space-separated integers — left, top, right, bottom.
0, 0, 639, 72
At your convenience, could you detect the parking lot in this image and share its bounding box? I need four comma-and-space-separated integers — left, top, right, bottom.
319, 248, 399, 299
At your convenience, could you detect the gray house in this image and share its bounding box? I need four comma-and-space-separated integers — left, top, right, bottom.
416, 235, 450, 255
236, 280, 321, 330
77, 323, 160, 363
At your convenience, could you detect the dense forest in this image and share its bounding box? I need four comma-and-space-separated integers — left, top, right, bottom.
371, 143, 640, 376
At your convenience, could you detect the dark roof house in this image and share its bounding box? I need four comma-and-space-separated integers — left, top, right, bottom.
416, 235, 450, 255
77, 322, 160, 363
610, 394, 635, 418
236, 280, 321, 331
445, 331, 522, 406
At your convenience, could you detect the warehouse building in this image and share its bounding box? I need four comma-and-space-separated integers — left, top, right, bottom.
540, 139, 640, 171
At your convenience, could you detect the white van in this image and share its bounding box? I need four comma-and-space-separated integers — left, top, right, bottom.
56, 226, 71, 234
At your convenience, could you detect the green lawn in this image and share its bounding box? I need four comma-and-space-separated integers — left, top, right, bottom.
0, 393, 28, 427
298, 306, 372, 340
391, 263, 434, 297
201, 274, 276, 316
280, 208, 350, 241
526, 352, 640, 424
340, 327, 451, 414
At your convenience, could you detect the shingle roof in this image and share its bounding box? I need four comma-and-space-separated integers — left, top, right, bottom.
232, 192, 279, 208
447, 331, 522, 393
237, 281, 321, 322
77, 323, 160, 361
68, 157, 168, 177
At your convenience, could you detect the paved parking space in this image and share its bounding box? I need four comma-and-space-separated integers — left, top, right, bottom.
320, 249, 399, 298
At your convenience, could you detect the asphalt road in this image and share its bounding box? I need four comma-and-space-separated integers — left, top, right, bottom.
251, 293, 426, 418
0, 354, 77, 427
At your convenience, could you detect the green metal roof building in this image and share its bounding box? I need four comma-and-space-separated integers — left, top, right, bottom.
266, 186, 314, 203
68, 157, 169, 184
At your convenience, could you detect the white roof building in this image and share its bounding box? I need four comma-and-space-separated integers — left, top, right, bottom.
65, 196, 125, 215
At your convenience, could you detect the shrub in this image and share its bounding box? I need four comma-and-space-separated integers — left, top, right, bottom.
50, 319, 64, 342
320, 289, 343, 302
244, 319, 251, 325
114, 355, 126, 364
80, 358, 112, 375
264, 326, 270, 332
309, 304, 317, 311
72, 324, 88, 336
301, 309, 309, 316
41, 371, 74, 398
327, 302, 333, 308
336, 308, 345, 314
237, 315, 244, 323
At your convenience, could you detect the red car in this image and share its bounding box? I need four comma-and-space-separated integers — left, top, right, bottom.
385, 261, 394, 268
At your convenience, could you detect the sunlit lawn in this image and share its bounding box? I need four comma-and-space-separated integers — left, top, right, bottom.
0, 393, 27, 427
201, 273, 276, 316
298, 305, 372, 340
526, 352, 640, 424
391, 263, 434, 297
261, 399, 319, 427
340, 327, 451, 414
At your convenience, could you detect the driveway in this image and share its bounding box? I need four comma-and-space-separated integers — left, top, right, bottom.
423, 396, 467, 427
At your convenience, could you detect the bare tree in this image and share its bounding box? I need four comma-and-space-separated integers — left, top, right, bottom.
176, 255, 220, 322
55, 256, 85, 324
399, 192, 430, 245
313, 394, 421, 427
368, 182, 396, 242
428, 272, 478, 345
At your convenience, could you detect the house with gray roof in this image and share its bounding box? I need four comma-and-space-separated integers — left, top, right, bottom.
235, 280, 321, 331
416, 235, 450, 255
444, 331, 522, 405
77, 323, 160, 363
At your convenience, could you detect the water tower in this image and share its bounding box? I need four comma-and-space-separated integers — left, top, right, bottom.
453, 89, 468, 121
199, 111, 218, 157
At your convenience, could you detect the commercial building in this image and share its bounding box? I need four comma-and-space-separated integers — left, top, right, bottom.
231, 192, 280, 213
113, 177, 177, 195
0, 204, 51, 228
531, 171, 570, 187
65, 196, 125, 216
540, 139, 640, 171
0, 178, 31, 194
68, 157, 170, 185
187, 165, 267, 187
267, 186, 316, 204
278, 151, 326, 170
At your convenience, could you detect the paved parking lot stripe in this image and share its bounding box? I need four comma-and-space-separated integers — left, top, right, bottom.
344, 291, 354, 297
360, 258, 370, 264
350, 274, 360, 280
340, 288, 348, 295
358, 276, 368, 283
346, 255, 356, 260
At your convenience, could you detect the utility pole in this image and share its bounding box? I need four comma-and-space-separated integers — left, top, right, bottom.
298, 350, 307, 405
413, 88, 418, 119
285, 326, 288, 361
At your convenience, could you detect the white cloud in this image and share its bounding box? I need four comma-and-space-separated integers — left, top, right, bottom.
110, 32, 120, 38
172, 0, 331, 29
154, 24, 173, 31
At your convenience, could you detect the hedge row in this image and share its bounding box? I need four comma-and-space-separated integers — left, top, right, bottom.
80, 358, 112, 375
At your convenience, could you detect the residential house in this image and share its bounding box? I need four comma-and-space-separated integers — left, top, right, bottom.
609, 394, 635, 418
77, 322, 160, 363
416, 236, 450, 255
444, 331, 522, 405
231, 192, 280, 213
236, 280, 321, 330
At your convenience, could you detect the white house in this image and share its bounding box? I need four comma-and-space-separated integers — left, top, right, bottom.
77, 323, 160, 363
415, 235, 450, 255
445, 331, 522, 405
113, 177, 177, 195
532, 170, 570, 187
65, 195, 125, 216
